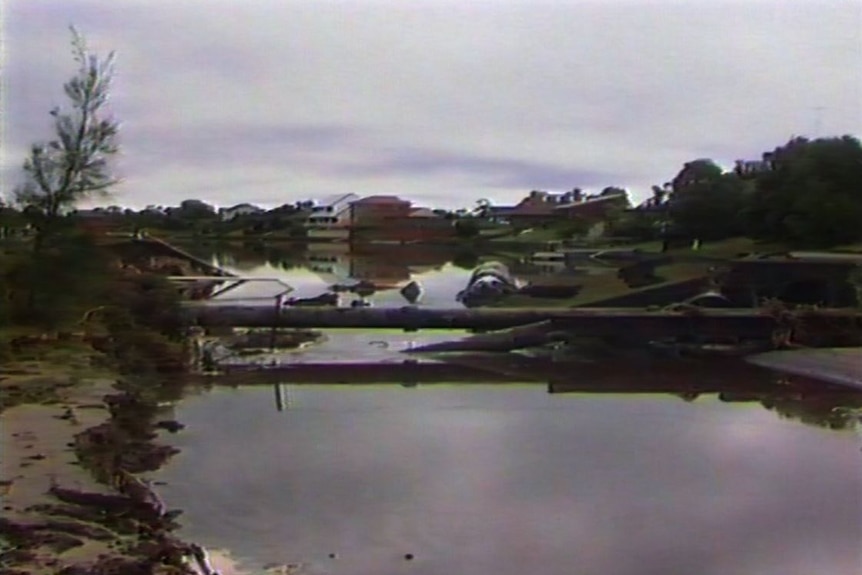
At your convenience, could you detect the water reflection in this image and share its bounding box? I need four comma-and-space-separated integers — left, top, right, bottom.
241, 357, 862, 430
176, 241, 547, 306
159, 375, 861, 575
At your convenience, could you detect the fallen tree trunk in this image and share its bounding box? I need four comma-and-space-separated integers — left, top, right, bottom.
181, 304, 862, 339
406, 320, 568, 353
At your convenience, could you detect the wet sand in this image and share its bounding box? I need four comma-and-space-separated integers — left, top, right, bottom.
0, 352, 198, 574
1, 369, 116, 573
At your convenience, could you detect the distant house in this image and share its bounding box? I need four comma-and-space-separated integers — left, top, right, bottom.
553, 190, 628, 220
408, 207, 438, 218
306, 193, 359, 227
486, 190, 572, 225
219, 203, 265, 221
488, 189, 627, 226
349, 195, 413, 226
630, 197, 669, 213
348, 196, 458, 243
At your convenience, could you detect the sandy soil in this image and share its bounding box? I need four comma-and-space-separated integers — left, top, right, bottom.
0, 374, 118, 574
0, 341, 281, 575
0, 347, 196, 574
2, 380, 116, 510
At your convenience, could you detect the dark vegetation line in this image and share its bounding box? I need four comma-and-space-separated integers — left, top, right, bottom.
4, 135, 862, 250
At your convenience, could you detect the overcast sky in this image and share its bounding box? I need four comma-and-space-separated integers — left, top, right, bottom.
3, 0, 861, 210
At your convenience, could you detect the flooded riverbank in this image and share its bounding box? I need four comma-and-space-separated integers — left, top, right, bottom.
142, 243, 862, 574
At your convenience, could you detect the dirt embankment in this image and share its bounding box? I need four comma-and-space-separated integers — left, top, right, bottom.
0, 342, 203, 575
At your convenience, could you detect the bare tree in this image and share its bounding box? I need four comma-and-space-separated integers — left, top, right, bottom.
15, 27, 119, 229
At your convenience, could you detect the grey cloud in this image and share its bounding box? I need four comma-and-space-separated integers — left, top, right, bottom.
127, 123, 365, 171
4, 0, 860, 209
335, 148, 623, 190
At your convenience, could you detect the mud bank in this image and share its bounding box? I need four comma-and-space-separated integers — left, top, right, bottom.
0, 347, 209, 575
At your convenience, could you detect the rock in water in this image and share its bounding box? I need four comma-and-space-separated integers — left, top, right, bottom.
400, 280, 424, 304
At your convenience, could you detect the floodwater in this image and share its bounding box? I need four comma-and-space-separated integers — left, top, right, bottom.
156, 244, 862, 575
197, 243, 480, 308
157, 378, 862, 575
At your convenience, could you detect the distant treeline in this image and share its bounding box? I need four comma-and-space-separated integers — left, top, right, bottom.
616, 135, 862, 248
3, 135, 861, 248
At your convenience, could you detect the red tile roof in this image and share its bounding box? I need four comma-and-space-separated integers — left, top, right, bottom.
353, 195, 410, 204
510, 203, 556, 216
409, 207, 438, 217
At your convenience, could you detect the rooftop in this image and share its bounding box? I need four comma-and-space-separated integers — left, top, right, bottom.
353, 195, 410, 205
314, 193, 360, 207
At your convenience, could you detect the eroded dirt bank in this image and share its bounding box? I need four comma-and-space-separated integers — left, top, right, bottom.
1, 341, 208, 575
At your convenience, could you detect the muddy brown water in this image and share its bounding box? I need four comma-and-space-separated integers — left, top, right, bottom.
151, 254, 862, 574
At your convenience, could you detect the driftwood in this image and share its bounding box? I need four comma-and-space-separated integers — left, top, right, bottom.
330, 280, 377, 297
189, 543, 220, 575
407, 321, 569, 353
114, 469, 167, 518
285, 293, 339, 307
48, 485, 135, 512
517, 284, 583, 299
48, 475, 166, 521
225, 329, 323, 350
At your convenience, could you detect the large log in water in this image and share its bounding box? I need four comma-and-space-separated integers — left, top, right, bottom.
184, 302, 862, 341
192, 356, 862, 401
181, 304, 862, 339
